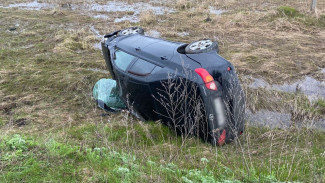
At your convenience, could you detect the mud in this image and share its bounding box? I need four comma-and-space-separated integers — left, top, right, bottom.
13, 118, 28, 127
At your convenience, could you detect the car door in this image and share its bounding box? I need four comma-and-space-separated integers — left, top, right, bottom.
126, 58, 158, 120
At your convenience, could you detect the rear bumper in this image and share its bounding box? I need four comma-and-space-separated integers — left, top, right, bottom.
199, 81, 245, 142
199, 84, 226, 130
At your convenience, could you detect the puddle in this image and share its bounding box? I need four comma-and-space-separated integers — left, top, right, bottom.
6, 0, 55, 10
90, 25, 102, 39
246, 109, 325, 131
273, 77, 325, 100
93, 43, 102, 50
93, 14, 109, 19
114, 15, 139, 23
247, 74, 325, 130
177, 32, 189, 37
246, 109, 291, 129
87, 68, 109, 74
248, 76, 325, 101
209, 6, 226, 15
85, 2, 174, 22
89, 25, 103, 50
145, 30, 161, 38
315, 118, 325, 130
2, 1, 175, 21
249, 77, 269, 89
321, 68, 325, 73
74, 1, 174, 15
21, 44, 34, 49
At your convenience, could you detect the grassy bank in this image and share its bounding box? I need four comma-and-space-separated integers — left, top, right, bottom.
1, 1, 325, 182
1, 123, 325, 182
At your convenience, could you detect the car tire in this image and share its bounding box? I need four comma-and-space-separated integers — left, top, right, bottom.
118, 27, 144, 36
185, 39, 218, 54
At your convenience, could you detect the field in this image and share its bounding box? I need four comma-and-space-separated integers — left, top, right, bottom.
1, 0, 325, 182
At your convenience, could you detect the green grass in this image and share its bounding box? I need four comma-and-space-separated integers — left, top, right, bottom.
1, 4, 325, 183
274, 6, 325, 27
277, 6, 302, 18
1, 124, 325, 182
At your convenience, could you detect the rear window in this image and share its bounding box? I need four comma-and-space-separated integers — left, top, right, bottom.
128, 58, 156, 76
113, 50, 135, 71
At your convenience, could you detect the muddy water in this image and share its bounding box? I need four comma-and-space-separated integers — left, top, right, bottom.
114, 15, 139, 23
90, 25, 103, 50
246, 109, 325, 131
5, 0, 54, 10
247, 74, 325, 131
209, 6, 226, 15
93, 14, 109, 20
87, 68, 109, 74
84, 2, 173, 15
1, 1, 175, 23
321, 68, 325, 73
248, 76, 325, 102
246, 109, 291, 129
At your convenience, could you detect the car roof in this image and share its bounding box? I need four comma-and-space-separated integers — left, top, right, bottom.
115, 34, 184, 67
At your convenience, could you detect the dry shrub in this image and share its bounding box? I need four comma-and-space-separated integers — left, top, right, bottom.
139, 10, 156, 25
175, 0, 192, 10
53, 29, 98, 53
272, 18, 303, 32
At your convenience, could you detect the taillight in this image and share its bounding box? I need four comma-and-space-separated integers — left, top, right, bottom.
195, 68, 217, 91
218, 129, 226, 145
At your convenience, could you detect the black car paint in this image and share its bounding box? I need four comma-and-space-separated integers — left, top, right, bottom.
101, 31, 245, 143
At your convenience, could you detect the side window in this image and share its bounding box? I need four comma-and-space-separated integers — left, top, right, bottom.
113, 50, 135, 71
128, 58, 156, 76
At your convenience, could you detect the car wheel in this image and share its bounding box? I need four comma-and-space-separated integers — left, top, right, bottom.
118, 27, 144, 36
185, 39, 218, 54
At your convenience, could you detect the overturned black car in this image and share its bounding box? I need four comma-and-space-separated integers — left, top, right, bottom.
100, 27, 245, 145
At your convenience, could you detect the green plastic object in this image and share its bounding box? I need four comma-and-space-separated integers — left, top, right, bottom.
93, 78, 126, 110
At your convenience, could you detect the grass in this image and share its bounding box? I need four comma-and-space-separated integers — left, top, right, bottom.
0, 0, 325, 182
139, 10, 156, 25
274, 6, 325, 27
1, 123, 325, 182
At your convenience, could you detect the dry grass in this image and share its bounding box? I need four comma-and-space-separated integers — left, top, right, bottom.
53, 29, 98, 53
139, 10, 156, 25
1, 0, 325, 182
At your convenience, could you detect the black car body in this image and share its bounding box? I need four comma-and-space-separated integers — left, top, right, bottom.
101, 28, 245, 145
